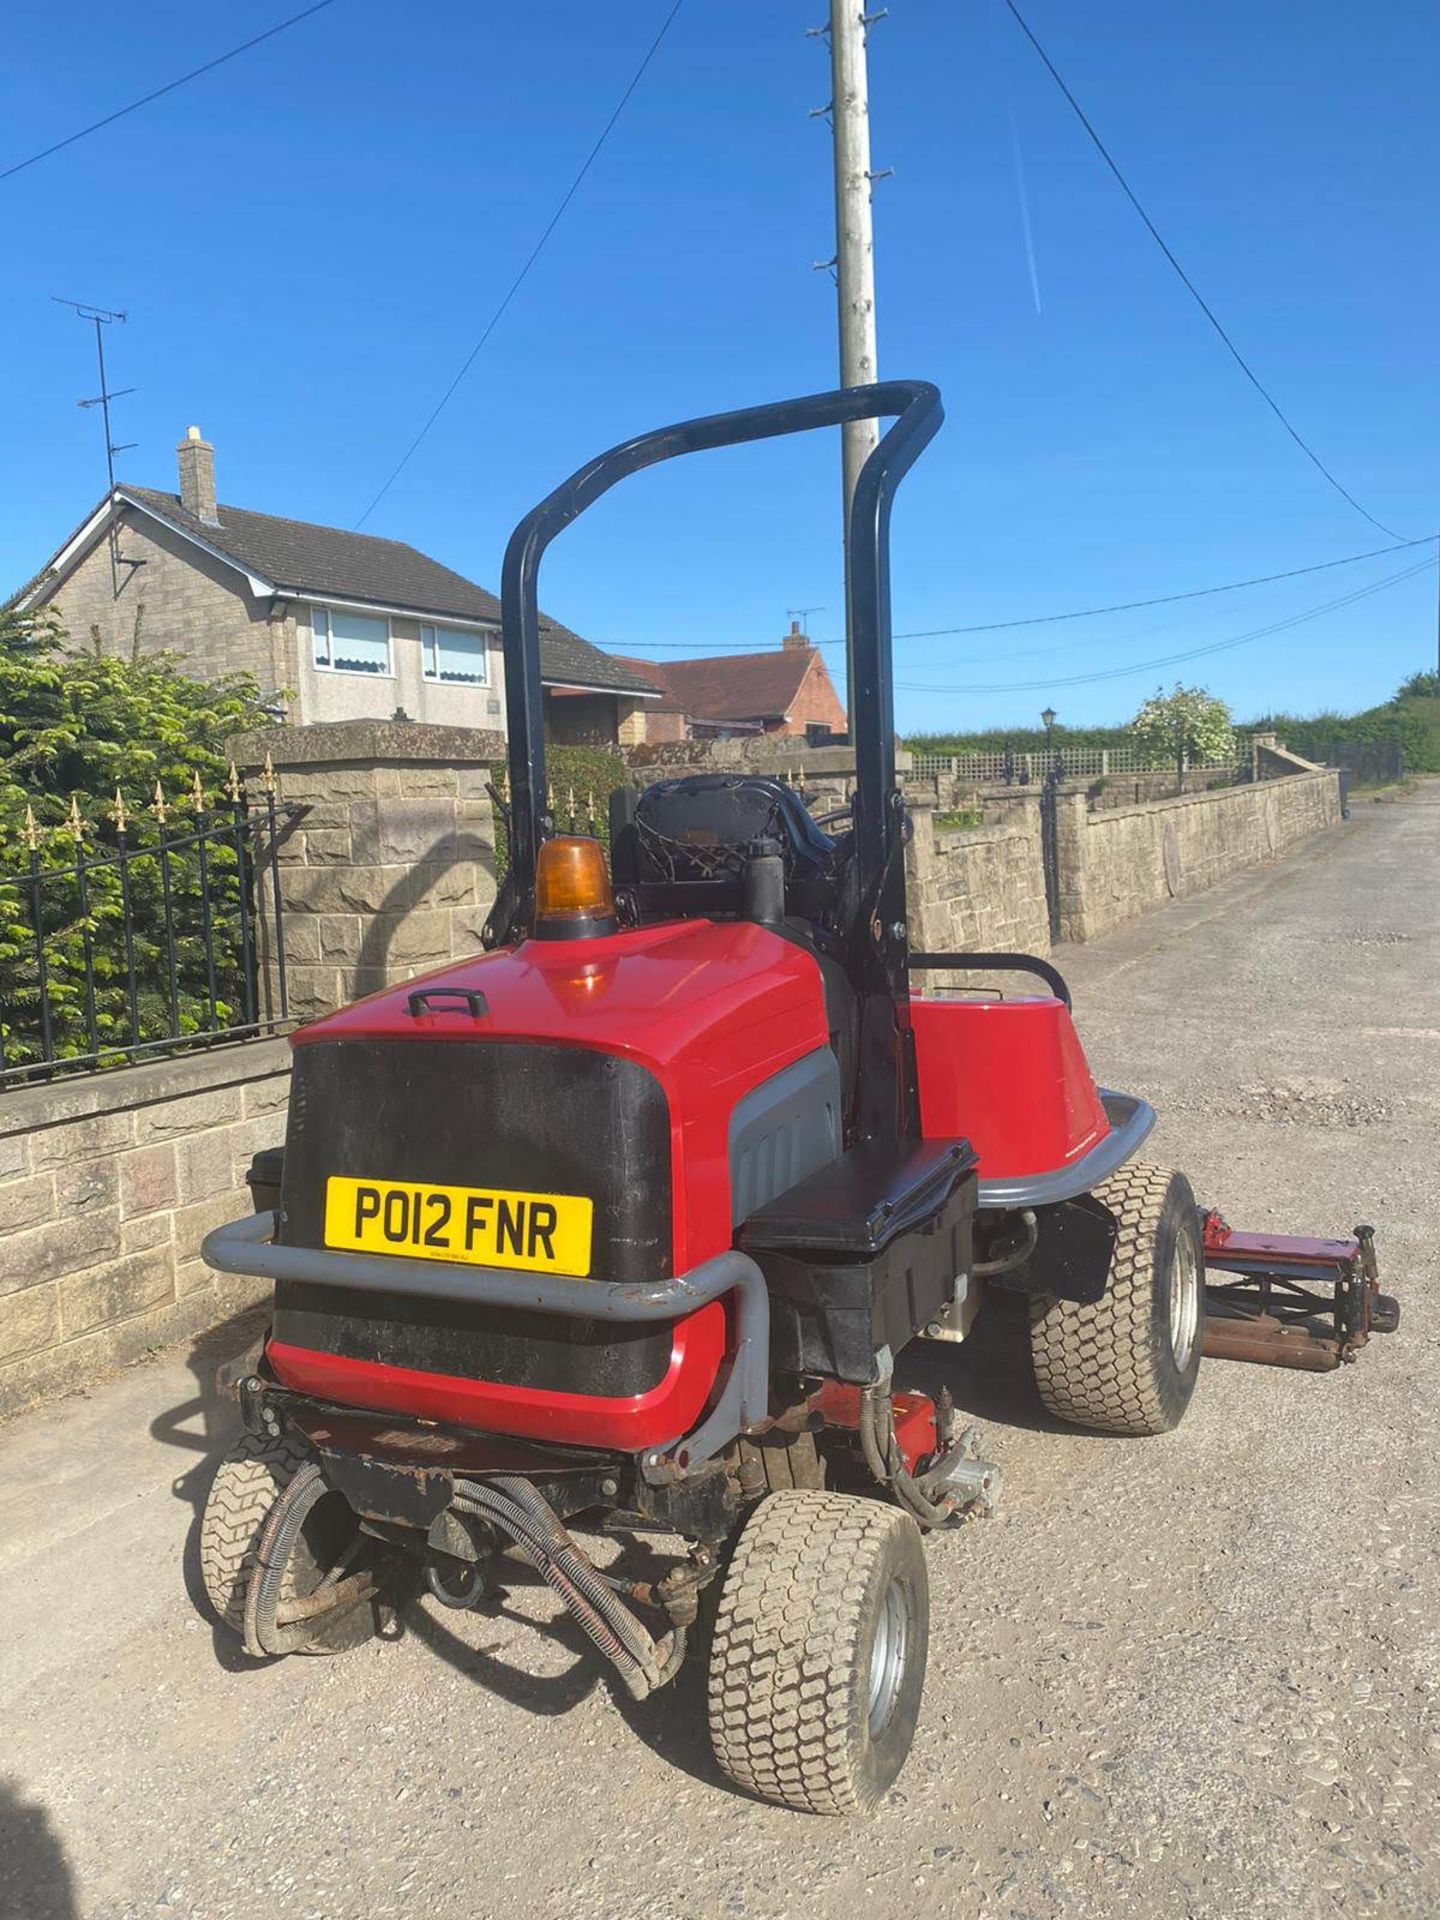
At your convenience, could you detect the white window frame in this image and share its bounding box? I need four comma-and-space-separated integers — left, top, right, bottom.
310, 605, 394, 679
421, 622, 491, 687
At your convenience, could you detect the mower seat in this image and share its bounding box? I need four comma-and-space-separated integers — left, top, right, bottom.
634, 774, 839, 881
614, 774, 860, 1119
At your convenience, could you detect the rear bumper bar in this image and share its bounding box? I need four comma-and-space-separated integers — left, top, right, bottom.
201, 1211, 769, 1477
975, 1090, 1156, 1211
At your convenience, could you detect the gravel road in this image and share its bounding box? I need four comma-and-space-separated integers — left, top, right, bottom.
2, 783, 1435, 1920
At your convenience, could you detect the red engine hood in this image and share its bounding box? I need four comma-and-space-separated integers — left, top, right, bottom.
293, 918, 824, 1070
291, 919, 830, 1268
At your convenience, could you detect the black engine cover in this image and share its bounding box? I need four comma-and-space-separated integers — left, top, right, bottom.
274, 1038, 674, 1398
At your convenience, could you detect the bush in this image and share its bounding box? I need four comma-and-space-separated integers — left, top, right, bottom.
491, 743, 628, 879
1253, 686, 1440, 777
0, 607, 270, 1070
1128, 685, 1235, 770
907, 723, 1130, 756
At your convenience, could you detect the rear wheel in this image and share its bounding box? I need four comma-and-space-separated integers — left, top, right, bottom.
707, 1490, 929, 1815
200, 1433, 387, 1654
1028, 1164, 1204, 1436
200, 1431, 310, 1635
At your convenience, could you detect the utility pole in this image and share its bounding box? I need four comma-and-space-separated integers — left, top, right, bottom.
813, 3, 888, 722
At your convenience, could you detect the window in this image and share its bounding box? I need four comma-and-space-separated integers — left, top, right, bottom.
311, 607, 391, 676
421, 624, 489, 686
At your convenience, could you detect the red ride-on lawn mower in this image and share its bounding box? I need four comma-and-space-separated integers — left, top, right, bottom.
201, 382, 1398, 1814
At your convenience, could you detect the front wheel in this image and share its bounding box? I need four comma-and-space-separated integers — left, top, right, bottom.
707, 1490, 929, 1815
1028, 1164, 1204, 1436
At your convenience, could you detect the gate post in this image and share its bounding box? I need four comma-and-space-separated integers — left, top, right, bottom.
1040, 768, 1062, 941
232, 720, 502, 1021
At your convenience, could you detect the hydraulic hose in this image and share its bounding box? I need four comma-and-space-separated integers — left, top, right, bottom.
245, 1462, 382, 1658
487, 1475, 663, 1678
453, 1479, 668, 1699
491, 1474, 660, 1674
974, 1209, 1039, 1278
454, 1484, 650, 1695
860, 1381, 959, 1532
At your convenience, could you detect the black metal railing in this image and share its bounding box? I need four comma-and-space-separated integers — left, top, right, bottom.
0, 759, 296, 1086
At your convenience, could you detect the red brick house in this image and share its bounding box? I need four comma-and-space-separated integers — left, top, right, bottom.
623, 623, 847, 744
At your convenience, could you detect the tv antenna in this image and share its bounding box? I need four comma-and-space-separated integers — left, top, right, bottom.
54, 298, 137, 598
786, 605, 825, 635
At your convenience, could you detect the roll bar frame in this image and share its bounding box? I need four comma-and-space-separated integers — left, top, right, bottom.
487, 379, 945, 1144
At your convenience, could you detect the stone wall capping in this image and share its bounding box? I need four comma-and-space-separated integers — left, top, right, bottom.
232, 719, 506, 770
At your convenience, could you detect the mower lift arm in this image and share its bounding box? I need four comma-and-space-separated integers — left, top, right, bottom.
202, 1213, 770, 1481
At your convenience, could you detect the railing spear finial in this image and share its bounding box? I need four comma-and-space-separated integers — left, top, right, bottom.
190, 770, 206, 813
23, 803, 39, 853
152, 781, 168, 826
225, 761, 243, 805
112, 788, 129, 834
261, 752, 277, 797
67, 795, 85, 843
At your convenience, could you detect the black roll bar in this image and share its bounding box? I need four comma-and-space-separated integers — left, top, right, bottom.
491, 382, 942, 938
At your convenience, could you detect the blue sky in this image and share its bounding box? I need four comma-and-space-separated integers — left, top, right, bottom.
2, 0, 1434, 734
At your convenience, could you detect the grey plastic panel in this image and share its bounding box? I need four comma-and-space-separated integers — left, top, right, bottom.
728, 1047, 842, 1227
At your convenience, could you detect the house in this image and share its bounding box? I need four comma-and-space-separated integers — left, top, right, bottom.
621, 621, 848, 744
11, 427, 662, 743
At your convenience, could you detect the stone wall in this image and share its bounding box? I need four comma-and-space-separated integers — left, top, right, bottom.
1084, 766, 1240, 811
231, 720, 503, 1021
0, 1038, 288, 1417
904, 798, 1051, 991
1053, 768, 1341, 943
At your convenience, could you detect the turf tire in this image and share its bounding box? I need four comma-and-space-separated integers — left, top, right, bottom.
707, 1489, 929, 1815
1028, 1163, 1204, 1436
199, 1430, 311, 1636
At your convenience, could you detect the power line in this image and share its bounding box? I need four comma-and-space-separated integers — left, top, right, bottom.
887, 535, 1435, 639
607, 534, 1434, 651
1001, 0, 1406, 541
1, 1, 339, 184
354, 0, 686, 530
894, 556, 1435, 694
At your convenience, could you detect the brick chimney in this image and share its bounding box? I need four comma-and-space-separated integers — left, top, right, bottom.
177, 425, 218, 525
781, 619, 811, 652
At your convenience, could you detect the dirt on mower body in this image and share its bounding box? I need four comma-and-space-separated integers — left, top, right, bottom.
199, 381, 1397, 1816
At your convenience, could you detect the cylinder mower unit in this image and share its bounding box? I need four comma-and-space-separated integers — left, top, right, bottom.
198, 381, 1397, 1817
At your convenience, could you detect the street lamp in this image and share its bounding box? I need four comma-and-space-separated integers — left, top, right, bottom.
1041, 707, 1058, 777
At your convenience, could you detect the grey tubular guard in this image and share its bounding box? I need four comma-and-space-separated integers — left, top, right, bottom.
201, 1211, 768, 1479
975, 1091, 1156, 1211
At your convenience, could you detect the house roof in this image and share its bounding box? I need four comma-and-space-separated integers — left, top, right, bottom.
20, 487, 661, 699
609, 655, 687, 712
631, 648, 824, 724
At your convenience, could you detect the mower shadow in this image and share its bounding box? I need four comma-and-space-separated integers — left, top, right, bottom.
897, 1291, 1077, 1437
404, 1543, 743, 1799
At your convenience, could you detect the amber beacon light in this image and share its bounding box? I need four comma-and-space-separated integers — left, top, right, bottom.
532, 836, 618, 940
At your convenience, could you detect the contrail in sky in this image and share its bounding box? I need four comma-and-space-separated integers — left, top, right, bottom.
1006, 86, 1044, 315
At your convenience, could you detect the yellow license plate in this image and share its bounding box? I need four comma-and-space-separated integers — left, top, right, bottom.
323, 1176, 593, 1277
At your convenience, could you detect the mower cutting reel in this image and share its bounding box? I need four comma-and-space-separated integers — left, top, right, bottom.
1200, 1215, 1399, 1372
196, 377, 1397, 1817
